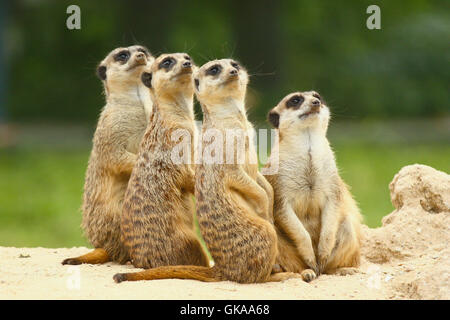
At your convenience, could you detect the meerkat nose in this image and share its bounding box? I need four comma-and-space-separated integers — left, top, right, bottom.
182, 61, 192, 68
311, 99, 320, 106
136, 52, 145, 61
229, 69, 238, 75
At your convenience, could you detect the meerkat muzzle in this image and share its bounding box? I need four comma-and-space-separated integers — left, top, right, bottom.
221, 73, 239, 86
135, 52, 146, 62
299, 105, 321, 118
126, 53, 148, 71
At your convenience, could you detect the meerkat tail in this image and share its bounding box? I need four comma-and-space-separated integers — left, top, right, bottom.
266, 272, 304, 282
62, 248, 110, 265
113, 266, 219, 283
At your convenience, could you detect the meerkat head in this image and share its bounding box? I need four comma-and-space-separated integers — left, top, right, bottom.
140, 53, 195, 102
268, 91, 330, 133
96, 45, 154, 96
193, 59, 248, 107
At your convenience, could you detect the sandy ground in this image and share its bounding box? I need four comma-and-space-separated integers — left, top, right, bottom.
1, 164, 448, 300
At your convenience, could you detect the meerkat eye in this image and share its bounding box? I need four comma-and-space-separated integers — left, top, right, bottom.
286, 95, 304, 108
159, 57, 175, 69
137, 48, 149, 56
313, 93, 321, 100
184, 55, 191, 60
231, 62, 240, 70
206, 64, 221, 76
114, 50, 130, 62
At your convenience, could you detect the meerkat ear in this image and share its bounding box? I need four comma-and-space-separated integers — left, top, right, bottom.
194, 78, 200, 91
96, 65, 107, 80
268, 110, 280, 128
141, 72, 152, 88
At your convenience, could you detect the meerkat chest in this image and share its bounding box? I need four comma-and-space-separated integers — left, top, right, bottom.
279, 139, 336, 206
121, 107, 147, 153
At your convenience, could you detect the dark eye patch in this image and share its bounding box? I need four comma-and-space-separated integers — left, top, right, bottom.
231, 61, 240, 70
114, 50, 130, 63
286, 95, 304, 109
206, 64, 222, 76
312, 93, 321, 100
137, 47, 150, 56
184, 55, 191, 60
159, 57, 176, 70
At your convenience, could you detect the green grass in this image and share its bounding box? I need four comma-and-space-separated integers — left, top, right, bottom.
0, 133, 449, 247
0, 148, 90, 247
333, 142, 450, 227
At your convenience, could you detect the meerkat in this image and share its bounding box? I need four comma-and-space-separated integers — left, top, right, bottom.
265, 91, 363, 276
113, 59, 306, 283
62, 45, 154, 265
119, 53, 210, 269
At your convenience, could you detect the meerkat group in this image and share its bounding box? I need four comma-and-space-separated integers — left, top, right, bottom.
62, 45, 362, 285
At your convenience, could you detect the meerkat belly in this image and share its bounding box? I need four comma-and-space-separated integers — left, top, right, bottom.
283, 160, 328, 248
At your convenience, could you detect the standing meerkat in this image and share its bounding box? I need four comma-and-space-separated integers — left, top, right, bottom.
62, 46, 154, 265
119, 53, 209, 269
265, 91, 362, 275
113, 59, 304, 283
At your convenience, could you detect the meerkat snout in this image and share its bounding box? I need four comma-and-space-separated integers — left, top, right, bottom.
135, 52, 146, 63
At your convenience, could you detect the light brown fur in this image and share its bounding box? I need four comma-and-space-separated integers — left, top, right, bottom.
62, 46, 154, 265
114, 59, 301, 283
265, 91, 362, 276
119, 53, 209, 269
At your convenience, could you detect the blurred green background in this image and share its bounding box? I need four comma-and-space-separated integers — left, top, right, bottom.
0, 0, 448, 248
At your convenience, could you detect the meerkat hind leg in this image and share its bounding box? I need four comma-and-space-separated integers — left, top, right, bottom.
62, 248, 110, 265
323, 216, 360, 275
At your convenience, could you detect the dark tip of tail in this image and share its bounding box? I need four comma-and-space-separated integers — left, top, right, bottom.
62, 258, 82, 265
113, 273, 127, 283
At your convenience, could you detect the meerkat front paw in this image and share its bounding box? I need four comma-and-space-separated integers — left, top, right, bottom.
317, 254, 329, 275
303, 255, 319, 275
301, 269, 317, 282
333, 267, 359, 276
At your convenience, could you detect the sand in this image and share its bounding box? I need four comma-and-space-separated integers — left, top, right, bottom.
1, 164, 448, 300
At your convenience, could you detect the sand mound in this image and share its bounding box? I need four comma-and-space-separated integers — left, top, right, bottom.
362, 164, 450, 299
1, 164, 448, 299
